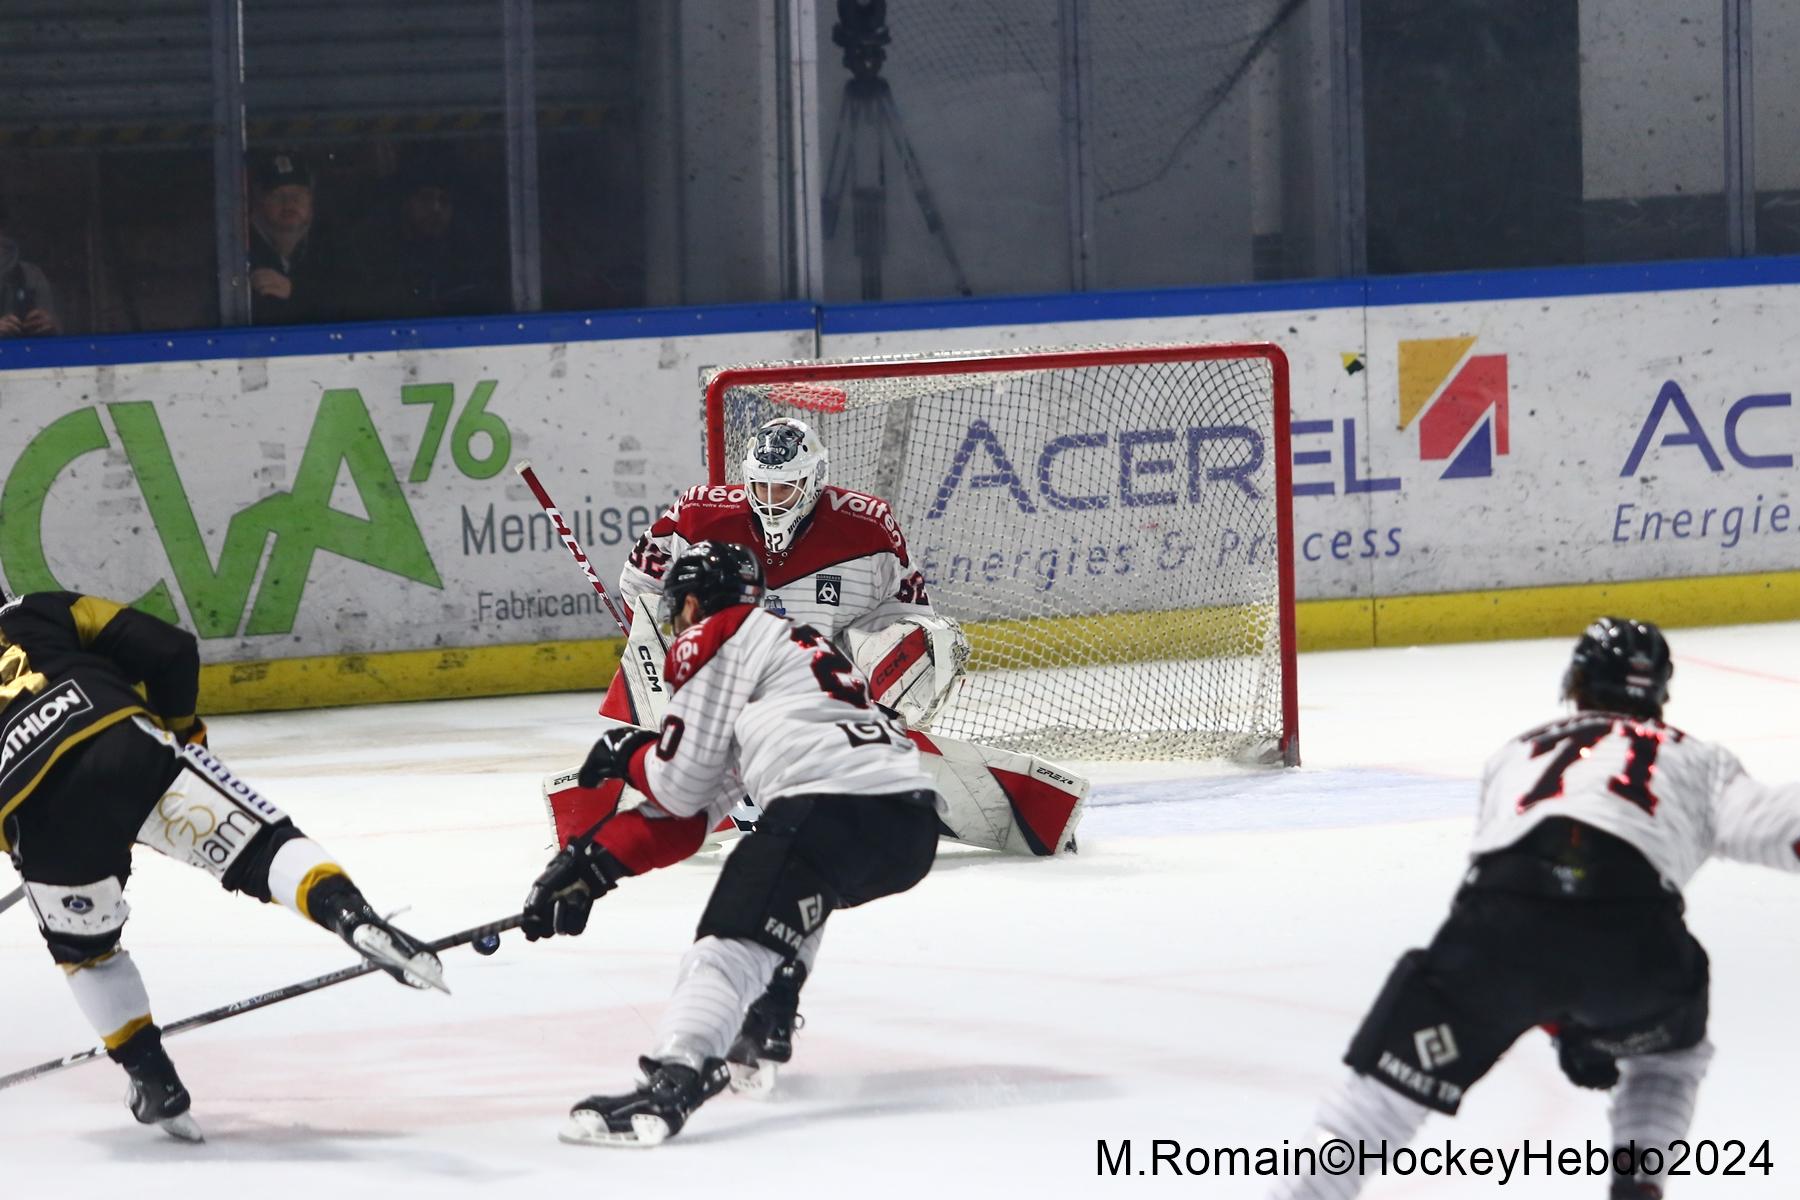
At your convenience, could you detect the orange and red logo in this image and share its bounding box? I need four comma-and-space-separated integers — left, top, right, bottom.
1398, 338, 1509, 479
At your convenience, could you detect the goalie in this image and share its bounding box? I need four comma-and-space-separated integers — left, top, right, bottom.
554, 415, 972, 842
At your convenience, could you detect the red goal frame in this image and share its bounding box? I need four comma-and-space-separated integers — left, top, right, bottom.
704, 343, 1299, 766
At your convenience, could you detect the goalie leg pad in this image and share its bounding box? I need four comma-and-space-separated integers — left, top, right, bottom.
910, 731, 1088, 856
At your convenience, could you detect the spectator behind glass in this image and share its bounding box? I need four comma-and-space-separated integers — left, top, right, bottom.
354, 147, 507, 320
0, 200, 61, 337
247, 149, 347, 325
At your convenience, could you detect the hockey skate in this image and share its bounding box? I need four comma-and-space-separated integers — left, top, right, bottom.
726, 960, 806, 1097
307, 876, 448, 993
115, 1030, 203, 1143
560, 1056, 729, 1147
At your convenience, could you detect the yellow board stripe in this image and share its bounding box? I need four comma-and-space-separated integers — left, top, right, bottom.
193, 572, 1800, 715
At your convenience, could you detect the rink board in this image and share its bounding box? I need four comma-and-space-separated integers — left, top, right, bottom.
4, 262, 1800, 711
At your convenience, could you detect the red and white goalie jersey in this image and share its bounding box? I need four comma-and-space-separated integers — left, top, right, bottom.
621, 483, 966, 726
622, 603, 941, 824
1470, 710, 1800, 889
623, 483, 929, 640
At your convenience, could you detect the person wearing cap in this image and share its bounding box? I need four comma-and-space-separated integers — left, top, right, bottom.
246, 149, 347, 325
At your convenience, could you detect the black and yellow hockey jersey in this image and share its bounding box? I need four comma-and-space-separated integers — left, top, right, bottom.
0, 592, 200, 848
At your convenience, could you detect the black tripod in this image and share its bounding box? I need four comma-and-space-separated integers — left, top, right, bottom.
821, 0, 971, 301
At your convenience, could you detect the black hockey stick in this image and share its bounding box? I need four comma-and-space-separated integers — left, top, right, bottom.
0, 912, 523, 1091
0, 884, 21, 917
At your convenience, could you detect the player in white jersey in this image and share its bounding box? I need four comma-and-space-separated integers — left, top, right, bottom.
1274, 617, 1800, 1200
520, 541, 942, 1147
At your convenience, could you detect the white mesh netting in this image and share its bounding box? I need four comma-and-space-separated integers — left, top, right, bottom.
707, 345, 1293, 762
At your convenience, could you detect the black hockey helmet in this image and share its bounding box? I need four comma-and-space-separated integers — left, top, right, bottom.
658, 540, 765, 627
1562, 616, 1672, 719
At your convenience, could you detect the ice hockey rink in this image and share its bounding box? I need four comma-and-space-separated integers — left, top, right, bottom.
5, 623, 1797, 1199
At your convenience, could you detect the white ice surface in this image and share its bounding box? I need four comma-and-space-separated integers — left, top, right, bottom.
5, 625, 1800, 1198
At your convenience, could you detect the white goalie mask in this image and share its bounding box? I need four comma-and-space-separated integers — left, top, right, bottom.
742, 417, 828, 555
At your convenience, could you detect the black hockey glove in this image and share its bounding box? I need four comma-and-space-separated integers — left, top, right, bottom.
521, 838, 632, 941
576, 726, 659, 789
1555, 1034, 1621, 1091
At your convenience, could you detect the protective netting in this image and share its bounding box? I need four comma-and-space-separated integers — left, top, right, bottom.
707, 346, 1292, 762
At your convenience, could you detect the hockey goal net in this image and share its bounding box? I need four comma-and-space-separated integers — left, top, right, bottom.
704, 344, 1297, 764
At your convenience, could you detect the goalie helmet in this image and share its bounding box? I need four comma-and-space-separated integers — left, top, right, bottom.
742, 417, 828, 555
658, 540, 765, 627
1562, 616, 1672, 719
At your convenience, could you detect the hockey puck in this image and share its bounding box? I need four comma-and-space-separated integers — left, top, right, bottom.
473, 932, 502, 956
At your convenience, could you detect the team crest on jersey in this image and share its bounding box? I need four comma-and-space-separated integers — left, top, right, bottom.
815, 574, 842, 606
763, 594, 787, 616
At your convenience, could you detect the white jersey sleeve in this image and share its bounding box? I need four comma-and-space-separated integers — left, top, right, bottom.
1711, 758, 1800, 872
1471, 711, 1800, 889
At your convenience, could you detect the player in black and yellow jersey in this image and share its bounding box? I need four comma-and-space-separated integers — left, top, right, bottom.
0, 590, 444, 1142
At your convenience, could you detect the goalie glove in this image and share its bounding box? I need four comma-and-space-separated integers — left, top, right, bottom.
846, 614, 970, 729
577, 726, 659, 789
522, 837, 632, 940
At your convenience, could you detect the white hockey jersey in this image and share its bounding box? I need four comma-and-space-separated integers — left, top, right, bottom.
1470, 710, 1800, 890
636, 603, 940, 826
620, 483, 936, 641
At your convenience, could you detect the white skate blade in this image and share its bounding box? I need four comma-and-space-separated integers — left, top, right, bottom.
557, 1108, 669, 1148
351, 925, 450, 994
157, 1112, 205, 1143
727, 1058, 777, 1099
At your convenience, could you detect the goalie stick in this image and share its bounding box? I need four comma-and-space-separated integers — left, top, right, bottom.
514, 459, 630, 635
0, 912, 524, 1092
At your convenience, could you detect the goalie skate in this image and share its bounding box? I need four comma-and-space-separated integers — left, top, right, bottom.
559, 1057, 729, 1148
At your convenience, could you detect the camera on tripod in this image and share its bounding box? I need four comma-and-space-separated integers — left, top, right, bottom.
832, 0, 890, 82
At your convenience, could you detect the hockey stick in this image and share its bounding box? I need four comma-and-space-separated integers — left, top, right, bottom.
0, 912, 524, 1092
514, 460, 630, 635
0, 884, 22, 917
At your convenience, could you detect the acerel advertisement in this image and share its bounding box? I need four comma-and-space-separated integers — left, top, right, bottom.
2, 282, 1796, 666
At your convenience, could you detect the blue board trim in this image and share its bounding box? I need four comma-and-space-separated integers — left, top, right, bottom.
0, 302, 818, 371
8, 254, 1800, 370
